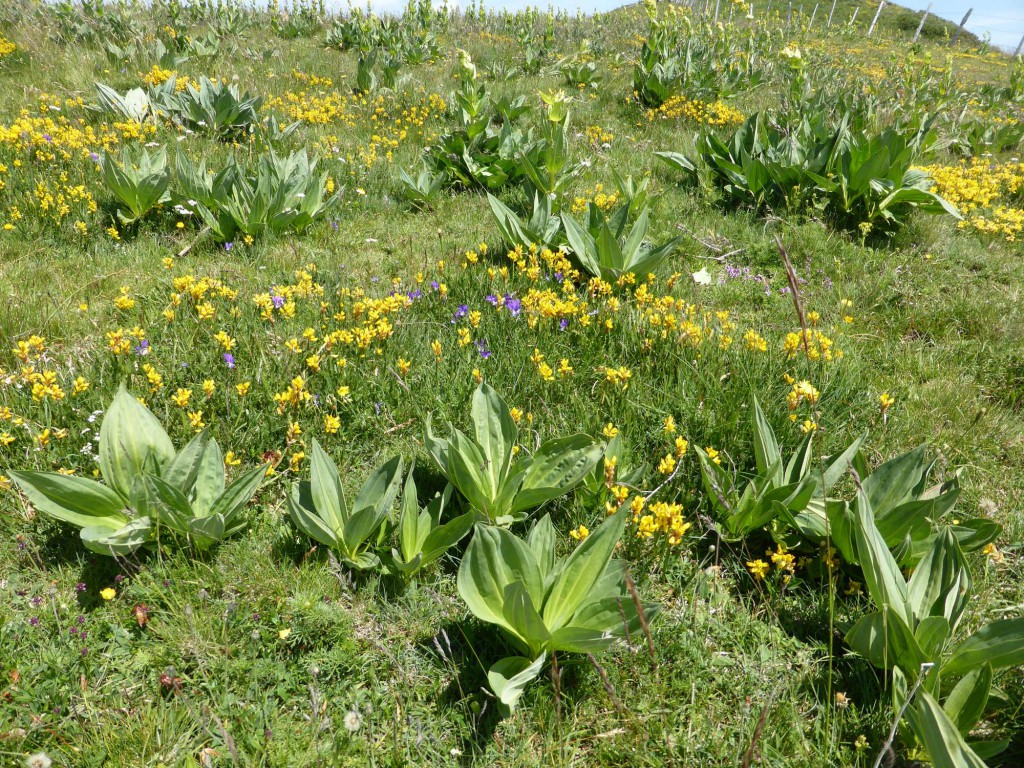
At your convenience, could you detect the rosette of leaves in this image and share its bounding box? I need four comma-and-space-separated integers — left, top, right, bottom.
384, 462, 474, 579
157, 75, 264, 140
457, 508, 657, 713
174, 150, 341, 241
286, 439, 403, 570
562, 202, 681, 282
100, 146, 171, 226
844, 493, 1024, 765
424, 382, 604, 525
487, 192, 561, 250
8, 385, 265, 554
94, 82, 152, 124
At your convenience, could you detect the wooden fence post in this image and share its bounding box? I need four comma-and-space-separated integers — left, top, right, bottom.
949, 8, 972, 47
809, 2, 819, 28
826, 0, 837, 27
850, 6, 859, 26
867, 0, 885, 37
912, 3, 932, 44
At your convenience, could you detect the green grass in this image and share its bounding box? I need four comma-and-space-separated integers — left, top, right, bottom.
1, 1, 1024, 766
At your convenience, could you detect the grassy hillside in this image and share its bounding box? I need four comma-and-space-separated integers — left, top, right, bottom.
0, 1, 1023, 766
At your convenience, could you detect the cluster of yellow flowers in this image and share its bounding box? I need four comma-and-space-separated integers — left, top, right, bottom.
634, 501, 691, 545
584, 125, 614, 147
783, 328, 840, 362
645, 95, 744, 127
140, 65, 192, 91
0, 95, 157, 233
0, 36, 16, 58
917, 159, 1024, 243
570, 183, 620, 214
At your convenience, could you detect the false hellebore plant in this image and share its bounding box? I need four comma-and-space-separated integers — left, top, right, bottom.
845, 488, 1024, 766
424, 382, 604, 525
8, 385, 267, 554
285, 439, 404, 570
458, 508, 657, 713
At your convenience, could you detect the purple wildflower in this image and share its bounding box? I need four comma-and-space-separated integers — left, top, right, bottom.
504, 295, 522, 317
271, 295, 285, 309
223, 353, 236, 369
29, 616, 39, 626
224, 242, 234, 251
76, 582, 86, 593
485, 294, 498, 306
134, 340, 150, 356
430, 281, 440, 291
559, 318, 569, 331
476, 339, 491, 359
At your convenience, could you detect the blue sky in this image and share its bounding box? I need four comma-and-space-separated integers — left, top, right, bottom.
346, 0, 1024, 52
899, 0, 1024, 51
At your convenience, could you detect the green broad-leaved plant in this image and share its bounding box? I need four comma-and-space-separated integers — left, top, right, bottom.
101, 146, 171, 226
844, 490, 1024, 765
384, 462, 474, 579
562, 202, 681, 282
130, 430, 268, 550
174, 150, 341, 241
8, 385, 265, 554
94, 82, 152, 124
457, 508, 657, 713
839, 445, 998, 566
487, 192, 561, 250
286, 439, 403, 570
398, 165, 445, 209
155, 75, 264, 139
424, 382, 603, 525
694, 396, 859, 542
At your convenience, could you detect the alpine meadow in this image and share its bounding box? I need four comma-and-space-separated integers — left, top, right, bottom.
2, 0, 1024, 766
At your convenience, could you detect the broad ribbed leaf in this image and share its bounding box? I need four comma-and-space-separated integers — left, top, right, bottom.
419, 512, 474, 565
447, 430, 494, 513
80, 517, 152, 555
99, 385, 175, 500
472, 382, 517, 492
350, 455, 403, 529
398, 461, 421, 563
487, 653, 546, 712
945, 619, 1024, 675
844, 610, 924, 673
502, 581, 551, 651
163, 430, 211, 492
309, 438, 346, 532
907, 528, 971, 628
853, 487, 911, 626
526, 514, 557, 581
192, 437, 225, 517
135, 473, 192, 531
944, 664, 992, 735
862, 445, 928, 516
914, 691, 988, 768
457, 524, 543, 637
208, 462, 266, 526
751, 396, 781, 479
513, 435, 603, 513
286, 486, 339, 548
8, 471, 128, 530
542, 508, 626, 632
